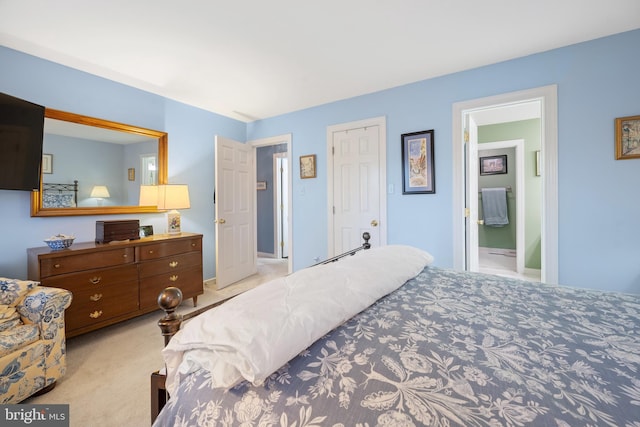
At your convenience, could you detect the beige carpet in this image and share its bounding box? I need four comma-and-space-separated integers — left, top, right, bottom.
24, 258, 288, 427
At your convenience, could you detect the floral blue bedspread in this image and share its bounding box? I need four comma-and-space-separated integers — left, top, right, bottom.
154, 267, 640, 426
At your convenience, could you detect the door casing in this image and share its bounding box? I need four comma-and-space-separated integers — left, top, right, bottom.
452, 85, 558, 284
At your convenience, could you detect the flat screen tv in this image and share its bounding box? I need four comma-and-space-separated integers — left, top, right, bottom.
0, 92, 45, 191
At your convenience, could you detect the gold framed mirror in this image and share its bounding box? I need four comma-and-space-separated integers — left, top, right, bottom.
30, 108, 168, 217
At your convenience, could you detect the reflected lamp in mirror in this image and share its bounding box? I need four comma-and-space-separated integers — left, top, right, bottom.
157, 184, 190, 234
90, 185, 110, 206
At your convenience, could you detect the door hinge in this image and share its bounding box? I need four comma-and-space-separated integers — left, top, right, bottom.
464, 129, 469, 143
332, 146, 335, 155
465, 208, 470, 218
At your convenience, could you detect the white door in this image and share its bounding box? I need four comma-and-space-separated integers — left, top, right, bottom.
328, 118, 387, 255
214, 135, 257, 289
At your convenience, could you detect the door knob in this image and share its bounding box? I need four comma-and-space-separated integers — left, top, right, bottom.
477, 219, 484, 225
216, 218, 226, 224
371, 220, 378, 227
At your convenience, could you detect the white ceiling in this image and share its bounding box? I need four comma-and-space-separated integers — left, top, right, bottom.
1, 1, 639, 122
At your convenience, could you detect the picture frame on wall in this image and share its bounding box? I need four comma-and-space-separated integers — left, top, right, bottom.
256, 181, 267, 190
300, 154, 316, 179
615, 115, 640, 160
480, 154, 508, 175
401, 130, 435, 194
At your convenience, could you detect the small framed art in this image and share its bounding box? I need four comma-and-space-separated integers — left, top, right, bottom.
300, 154, 316, 179
128, 168, 135, 181
256, 181, 267, 190
480, 155, 507, 175
615, 115, 640, 160
401, 130, 435, 194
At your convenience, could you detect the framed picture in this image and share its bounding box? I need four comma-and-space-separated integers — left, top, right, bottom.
42, 153, 53, 174
615, 115, 640, 160
401, 130, 435, 194
128, 168, 135, 181
480, 155, 508, 175
139, 225, 154, 237
300, 154, 316, 179
256, 181, 267, 190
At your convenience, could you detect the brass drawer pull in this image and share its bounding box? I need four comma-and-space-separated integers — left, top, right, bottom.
169, 261, 179, 268
148, 250, 154, 254
169, 275, 179, 282
191, 243, 196, 247
89, 293, 103, 302
54, 264, 61, 269
123, 254, 128, 258
89, 276, 102, 285
89, 310, 103, 319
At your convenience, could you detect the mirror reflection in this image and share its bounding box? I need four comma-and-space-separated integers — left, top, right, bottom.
31, 109, 168, 217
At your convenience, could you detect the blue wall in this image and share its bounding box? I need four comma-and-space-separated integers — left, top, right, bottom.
1, 28, 639, 294
247, 29, 640, 294
0, 46, 246, 281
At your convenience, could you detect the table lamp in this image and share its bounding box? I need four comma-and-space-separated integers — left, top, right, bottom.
90, 185, 110, 206
138, 185, 158, 206
156, 184, 190, 234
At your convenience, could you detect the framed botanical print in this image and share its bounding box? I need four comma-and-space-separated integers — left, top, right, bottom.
300, 154, 316, 179
615, 115, 640, 160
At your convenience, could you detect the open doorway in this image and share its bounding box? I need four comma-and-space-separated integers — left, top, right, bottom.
452, 85, 558, 284
251, 134, 293, 275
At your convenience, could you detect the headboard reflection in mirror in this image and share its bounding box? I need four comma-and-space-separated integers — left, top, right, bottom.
30, 108, 168, 217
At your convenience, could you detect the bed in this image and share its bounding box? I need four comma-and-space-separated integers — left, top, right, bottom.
42, 180, 78, 208
152, 244, 640, 426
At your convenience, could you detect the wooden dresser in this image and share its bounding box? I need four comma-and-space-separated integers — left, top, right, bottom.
27, 233, 203, 338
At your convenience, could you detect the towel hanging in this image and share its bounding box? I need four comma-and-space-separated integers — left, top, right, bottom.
481, 187, 509, 227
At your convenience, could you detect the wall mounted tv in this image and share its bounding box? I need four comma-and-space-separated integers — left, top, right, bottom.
0, 92, 45, 191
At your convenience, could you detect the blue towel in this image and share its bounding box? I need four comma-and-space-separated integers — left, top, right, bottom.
481, 188, 509, 227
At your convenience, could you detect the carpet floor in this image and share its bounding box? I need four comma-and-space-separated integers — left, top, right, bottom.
24, 258, 288, 427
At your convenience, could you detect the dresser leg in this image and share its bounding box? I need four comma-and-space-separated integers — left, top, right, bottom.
192, 295, 198, 307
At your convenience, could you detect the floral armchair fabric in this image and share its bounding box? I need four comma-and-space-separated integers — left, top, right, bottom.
0, 277, 72, 404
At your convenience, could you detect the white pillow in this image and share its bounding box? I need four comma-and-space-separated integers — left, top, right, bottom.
162, 244, 433, 394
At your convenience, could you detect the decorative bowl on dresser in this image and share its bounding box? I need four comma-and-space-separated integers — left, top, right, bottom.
27, 233, 203, 338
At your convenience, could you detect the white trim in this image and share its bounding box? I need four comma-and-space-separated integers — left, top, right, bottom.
327, 116, 387, 257
273, 152, 288, 258
249, 134, 293, 274
452, 85, 558, 284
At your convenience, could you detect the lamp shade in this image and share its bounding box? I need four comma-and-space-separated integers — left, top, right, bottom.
90, 185, 110, 198
138, 185, 158, 206
157, 184, 190, 210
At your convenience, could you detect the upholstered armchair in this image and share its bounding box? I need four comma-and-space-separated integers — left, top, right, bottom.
0, 277, 72, 403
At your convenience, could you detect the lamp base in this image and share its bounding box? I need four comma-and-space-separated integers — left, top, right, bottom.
166, 210, 181, 234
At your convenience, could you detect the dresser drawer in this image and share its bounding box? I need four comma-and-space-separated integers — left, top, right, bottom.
139, 267, 203, 309
138, 252, 202, 278
65, 280, 139, 332
137, 238, 201, 261
40, 247, 134, 277
41, 264, 138, 293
